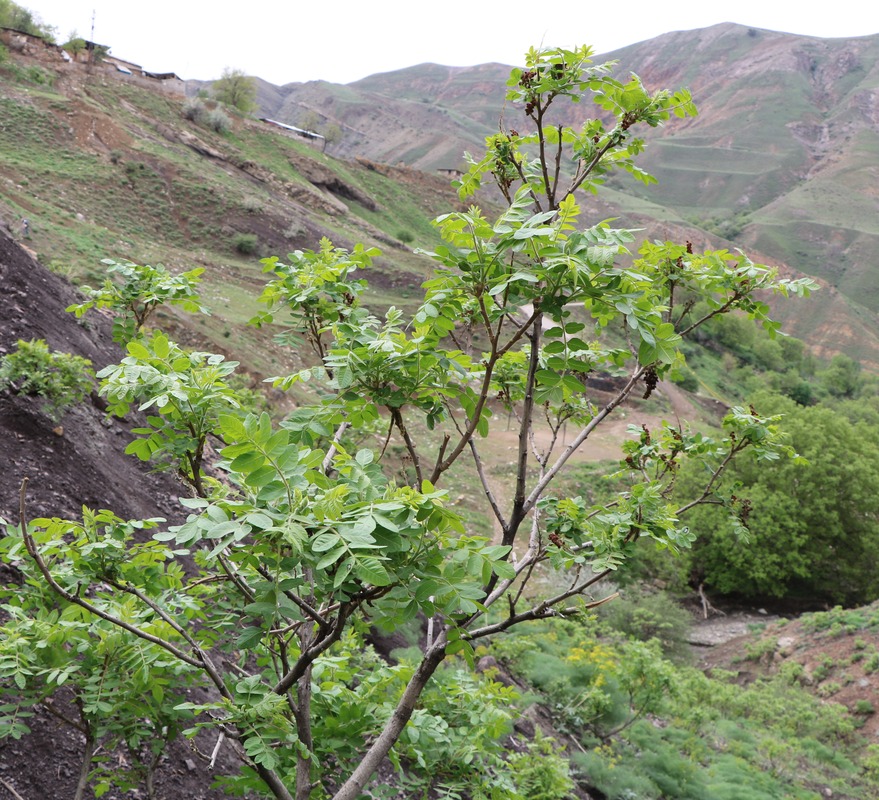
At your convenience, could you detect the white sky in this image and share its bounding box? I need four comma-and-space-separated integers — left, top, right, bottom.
19, 0, 879, 85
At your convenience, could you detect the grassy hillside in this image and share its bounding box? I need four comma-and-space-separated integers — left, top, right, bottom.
0, 54, 463, 380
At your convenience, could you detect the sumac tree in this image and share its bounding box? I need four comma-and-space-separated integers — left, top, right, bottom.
5, 45, 814, 800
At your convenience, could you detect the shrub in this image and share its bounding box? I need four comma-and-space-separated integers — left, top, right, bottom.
26, 65, 51, 86
396, 229, 414, 244
507, 729, 575, 799
283, 221, 306, 240
0, 339, 93, 420
242, 195, 263, 213
206, 107, 231, 134
67, 259, 207, 344
4, 44, 818, 800
233, 233, 258, 254
182, 96, 206, 123
596, 588, 692, 663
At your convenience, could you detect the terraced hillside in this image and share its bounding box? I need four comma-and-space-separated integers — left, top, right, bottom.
245, 23, 879, 365
0, 47, 462, 383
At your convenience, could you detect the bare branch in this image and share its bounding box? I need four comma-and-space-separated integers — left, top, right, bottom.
675, 441, 748, 516
523, 366, 645, 515
465, 570, 616, 641
392, 408, 423, 487
467, 438, 508, 530
322, 421, 351, 473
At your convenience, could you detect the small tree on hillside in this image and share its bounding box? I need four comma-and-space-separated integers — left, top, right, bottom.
62, 30, 87, 57
66, 258, 208, 344
6, 45, 815, 800
321, 122, 342, 152
212, 67, 257, 114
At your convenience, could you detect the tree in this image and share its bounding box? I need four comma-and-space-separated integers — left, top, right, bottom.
6, 45, 814, 800
212, 67, 257, 114
62, 30, 87, 57
0, 0, 56, 40
681, 392, 879, 603
298, 110, 321, 134
321, 122, 342, 153
298, 111, 343, 151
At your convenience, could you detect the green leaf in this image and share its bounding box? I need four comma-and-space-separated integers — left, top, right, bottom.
315, 546, 346, 570
354, 557, 391, 586
312, 532, 341, 552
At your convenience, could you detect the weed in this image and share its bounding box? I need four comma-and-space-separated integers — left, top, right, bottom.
817, 681, 842, 698
242, 195, 263, 213
743, 638, 778, 662
283, 221, 306, 240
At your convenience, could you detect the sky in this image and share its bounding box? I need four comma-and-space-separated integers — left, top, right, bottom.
19, 0, 879, 86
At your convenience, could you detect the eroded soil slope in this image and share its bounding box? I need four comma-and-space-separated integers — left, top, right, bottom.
0, 227, 245, 798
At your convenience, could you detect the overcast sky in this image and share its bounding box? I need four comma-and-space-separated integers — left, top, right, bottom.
19, 0, 879, 85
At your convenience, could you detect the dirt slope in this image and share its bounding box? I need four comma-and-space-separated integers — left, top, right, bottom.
0, 227, 246, 798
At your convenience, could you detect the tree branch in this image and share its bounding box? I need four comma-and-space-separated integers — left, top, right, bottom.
467, 438, 508, 531
465, 571, 615, 641
391, 408, 423, 487
331, 637, 448, 800
523, 366, 645, 515
18, 479, 202, 670
503, 315, 542, 547
272, 604, 352, 695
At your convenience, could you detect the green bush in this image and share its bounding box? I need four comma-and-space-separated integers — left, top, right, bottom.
233, 233, 258, 255
596, 588, 692, 663
206, 107, 231, 134
856, 700, 875, 715
680, 392, 879, 604
0, 339, 93, 420
26, 65, 51, 86
396, 229, 414, 244
507, 729, 575, 799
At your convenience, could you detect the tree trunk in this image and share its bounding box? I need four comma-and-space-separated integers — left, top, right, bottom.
331, 638, 447, 800
72, 731, 96, 800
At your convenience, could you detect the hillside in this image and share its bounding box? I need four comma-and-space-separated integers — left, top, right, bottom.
0, 35, 467, 388
4, 23, 879, 366
243, 23, 879, 366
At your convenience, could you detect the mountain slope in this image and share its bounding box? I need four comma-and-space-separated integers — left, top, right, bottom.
243, 23, 879, 365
